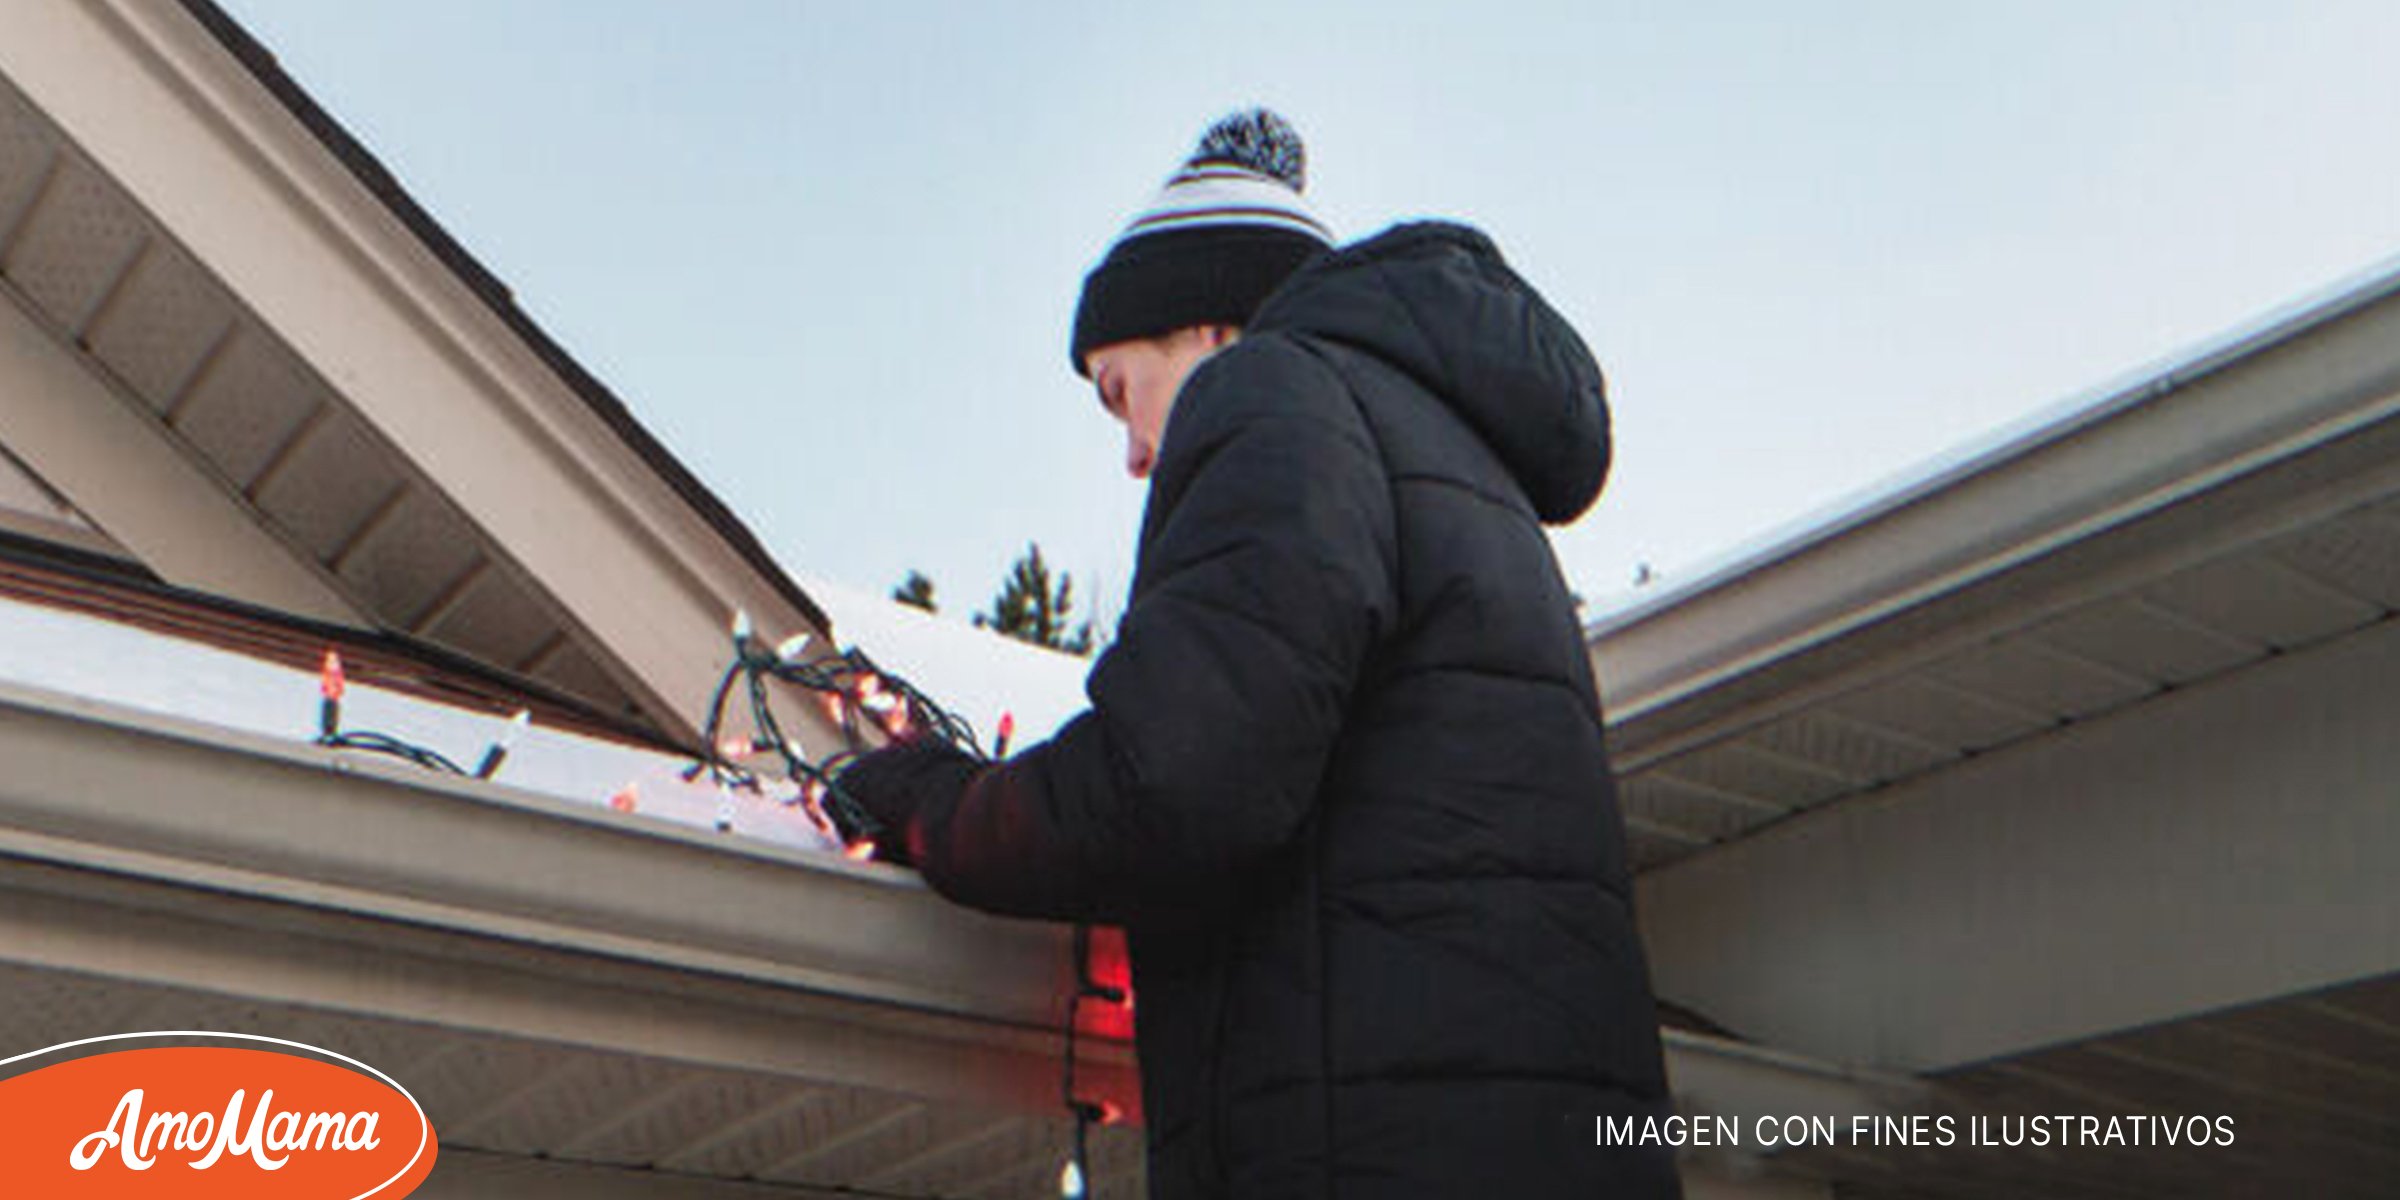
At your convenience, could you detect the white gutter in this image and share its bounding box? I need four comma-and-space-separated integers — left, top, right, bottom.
0, 673, 1133, 1121
0, 667, 1155, 1125
0, 675, 1068, 1023
0, 675, 1876, 1125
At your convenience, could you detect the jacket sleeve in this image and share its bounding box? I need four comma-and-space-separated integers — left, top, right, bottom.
909, 337, 1397, 925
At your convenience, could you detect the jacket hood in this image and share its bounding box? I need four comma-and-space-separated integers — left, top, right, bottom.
1249, 221, 1610, 524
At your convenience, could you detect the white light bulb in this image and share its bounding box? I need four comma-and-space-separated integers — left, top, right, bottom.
777, 632, 814, 662
1058, 1159, 1085, 1199
731, 608, 754, 640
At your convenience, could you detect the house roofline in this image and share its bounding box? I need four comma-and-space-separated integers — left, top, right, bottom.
1587, 251, 2400, 724
174, 0, 829, 640
1591, 249, 2400, 642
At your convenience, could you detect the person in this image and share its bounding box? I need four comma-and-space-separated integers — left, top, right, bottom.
836, 109, 1682, 1200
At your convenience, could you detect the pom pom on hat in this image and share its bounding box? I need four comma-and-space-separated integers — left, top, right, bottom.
1069, 107, 1333, 376
1192, 108, 1307, 191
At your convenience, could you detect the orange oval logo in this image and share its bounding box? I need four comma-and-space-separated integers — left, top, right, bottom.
0, 1034, 436, 1198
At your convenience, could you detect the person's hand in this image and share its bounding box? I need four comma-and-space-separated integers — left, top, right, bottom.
831, 736, 981, 867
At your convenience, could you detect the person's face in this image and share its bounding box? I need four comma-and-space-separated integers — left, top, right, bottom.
1085, 326, 1237, 480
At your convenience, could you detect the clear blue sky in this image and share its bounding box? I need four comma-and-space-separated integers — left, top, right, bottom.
219, 1, 2400, 627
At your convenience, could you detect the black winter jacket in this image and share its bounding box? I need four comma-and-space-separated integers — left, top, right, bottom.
908, 222, 1681, 1199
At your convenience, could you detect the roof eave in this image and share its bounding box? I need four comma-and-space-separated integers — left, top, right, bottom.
1, 0, 842, 745
1588, 254, 2400, 731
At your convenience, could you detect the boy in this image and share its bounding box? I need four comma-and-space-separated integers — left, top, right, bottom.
842, 109, 1681, 1200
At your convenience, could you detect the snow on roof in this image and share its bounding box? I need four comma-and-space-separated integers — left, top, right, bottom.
797, 575, 1093, 748
0, 592, 841, 853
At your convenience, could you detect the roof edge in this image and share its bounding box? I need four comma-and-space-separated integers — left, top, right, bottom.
1586, 251, 2400, 723
1587, 249, 2400, 642
173, 0, 830, 639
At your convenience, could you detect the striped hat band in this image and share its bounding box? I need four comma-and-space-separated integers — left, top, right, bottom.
1120, 167, 1333, 243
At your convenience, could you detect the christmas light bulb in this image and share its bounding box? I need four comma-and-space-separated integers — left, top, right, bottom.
1099, 1100, 1124, 1125
718, 735, 755, 759
1059, 1159, 1085, 1199
776, 632, 814, 662
995, 711, 1017, 757
608, 784, 639, 813
316, 649, 346, 739
730, 608, 754, 641
474, 709, 535, 780
844, 839, 877, 862
798, 792, 836, 840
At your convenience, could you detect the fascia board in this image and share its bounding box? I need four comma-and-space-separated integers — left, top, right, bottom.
0, 857, 1127, 1118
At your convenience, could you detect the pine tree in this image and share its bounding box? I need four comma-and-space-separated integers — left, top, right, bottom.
974, 542, 1095, 656
892, 570, 938, 613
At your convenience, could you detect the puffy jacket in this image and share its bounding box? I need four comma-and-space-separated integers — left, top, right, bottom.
908, 221, 1682, 1199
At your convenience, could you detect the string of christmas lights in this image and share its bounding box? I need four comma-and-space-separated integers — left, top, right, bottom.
313, 649, 528, 780
1060, 923, 1131, 1199
675, 608, 989, 859
688, 610, 1127, 1198
310, 614, 1131, 1196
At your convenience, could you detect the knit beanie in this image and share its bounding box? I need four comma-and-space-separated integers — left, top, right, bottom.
1069, 109, 1334, 377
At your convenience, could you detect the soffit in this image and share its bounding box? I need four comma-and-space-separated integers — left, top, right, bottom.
0, 966, 1151, 1200
0, 75, 651, 731
1775, 971, 2400, 1199
1611, 437, 2400, 873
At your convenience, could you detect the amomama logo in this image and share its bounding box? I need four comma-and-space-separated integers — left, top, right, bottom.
0, 1032, 437, 1198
